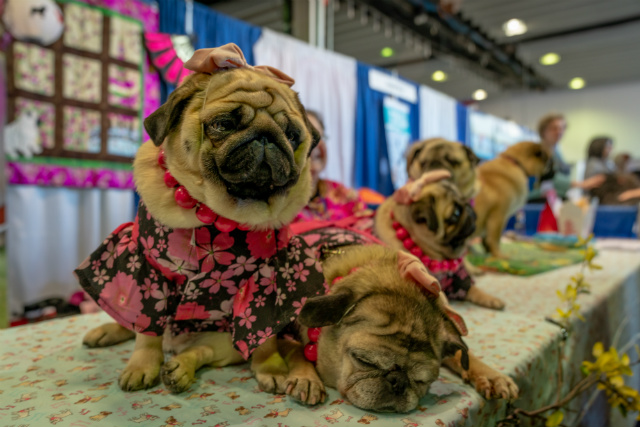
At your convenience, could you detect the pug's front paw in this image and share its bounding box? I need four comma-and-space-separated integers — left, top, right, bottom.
83, 323, 135, 348
284, 375, 326, 405
465, 286, 505, 310
255, 371, 288, 394
161, 359, 195, 394
473, 372, 519, 400
119, 350, 163, 391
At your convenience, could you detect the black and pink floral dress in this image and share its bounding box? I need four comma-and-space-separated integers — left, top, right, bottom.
75, 202, 373, 359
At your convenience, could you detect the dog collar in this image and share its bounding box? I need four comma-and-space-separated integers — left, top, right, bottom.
390, 212, 462, 273
501, 153, 530, 177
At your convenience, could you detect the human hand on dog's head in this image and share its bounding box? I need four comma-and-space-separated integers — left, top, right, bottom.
298, 245, 468, 413
142, 44, 321, 228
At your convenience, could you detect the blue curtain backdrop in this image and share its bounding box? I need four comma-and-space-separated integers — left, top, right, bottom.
156, 0, 262, 100
354, 63, 420, 196
456, 102, 469, 145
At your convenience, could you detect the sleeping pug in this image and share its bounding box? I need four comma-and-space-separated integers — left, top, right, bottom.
474, 141, 550, 257
299, 244, 518, 412
76, 44, 326, 397
374, 172, 505, 309
406, 138, 480, 200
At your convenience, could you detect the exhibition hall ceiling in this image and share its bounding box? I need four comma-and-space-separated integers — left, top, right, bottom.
208, 0, 640, 101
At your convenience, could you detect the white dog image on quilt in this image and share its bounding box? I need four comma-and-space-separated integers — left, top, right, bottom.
4, 110, 42, 159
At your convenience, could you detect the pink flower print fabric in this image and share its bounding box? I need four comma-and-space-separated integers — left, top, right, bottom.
75, 202, 329, 360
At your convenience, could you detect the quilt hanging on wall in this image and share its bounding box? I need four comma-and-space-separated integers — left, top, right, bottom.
5, 0, 160, 189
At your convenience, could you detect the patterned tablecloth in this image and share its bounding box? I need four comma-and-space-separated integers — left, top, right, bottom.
1, 250, 639, 427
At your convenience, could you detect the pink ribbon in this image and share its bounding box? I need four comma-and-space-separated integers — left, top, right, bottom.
393, 169, 451, 205
184, 43, 295, 87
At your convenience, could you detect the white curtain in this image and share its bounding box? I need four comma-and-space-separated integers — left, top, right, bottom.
419, 84, 458, 142
254, 29, 358, 187
7, 186, 134, 315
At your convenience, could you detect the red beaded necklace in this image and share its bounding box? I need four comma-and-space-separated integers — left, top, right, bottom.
157, 148, 220, 225
390, 211, 462, 274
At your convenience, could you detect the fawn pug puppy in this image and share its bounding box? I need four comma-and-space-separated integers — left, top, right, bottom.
298, 243, 518, 412
76, 44, 326, 398
375, 171, 505, 309
473, 141, 551, 257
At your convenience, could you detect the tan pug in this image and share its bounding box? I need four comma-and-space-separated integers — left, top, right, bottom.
473, 141, 550, 257
79, 45, 323, 400
299, 244, 518, 413
374, 173, 504, 310
406, 138, 480, 200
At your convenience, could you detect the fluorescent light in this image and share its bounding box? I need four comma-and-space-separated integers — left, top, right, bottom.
380, 47, 394, 58
472, 89, 487, 101
503, 19, 527, 37
569, 77, 585, 90
431, 70, 447, 82
540, 52, 560, 65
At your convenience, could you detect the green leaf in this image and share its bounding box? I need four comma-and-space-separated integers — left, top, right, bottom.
546, 410, 564, 427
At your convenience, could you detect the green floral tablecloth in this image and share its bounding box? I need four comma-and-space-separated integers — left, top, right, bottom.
0, 251, 638, 427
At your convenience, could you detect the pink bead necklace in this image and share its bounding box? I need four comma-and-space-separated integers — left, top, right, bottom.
157, 148, 220, 225
390, 211, 462, 274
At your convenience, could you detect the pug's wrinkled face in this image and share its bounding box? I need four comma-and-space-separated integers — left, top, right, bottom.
407, 139, 480, 200
299, 251, 467, 413
144, 70, 320, 226
397, 180, 476, 260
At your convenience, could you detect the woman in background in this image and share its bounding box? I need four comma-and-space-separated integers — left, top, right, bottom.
294, 111, 373, 222
584, 136, 615, 179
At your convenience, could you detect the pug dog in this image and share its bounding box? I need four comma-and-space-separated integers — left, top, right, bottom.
406, 138, 480, 200
298, 244, 518, 412
374, 171, 505, 309
473, 141, 551, 257
76, 44, 327, 399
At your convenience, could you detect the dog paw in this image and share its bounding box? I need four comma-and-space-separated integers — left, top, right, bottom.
255, 371, 288, 395
284, 376, 326, 405
465, 287, 505, 310
161, 360, 195, 394
472, 373, 518, 400
83, 323, 135, 348
119, 359, 161, 392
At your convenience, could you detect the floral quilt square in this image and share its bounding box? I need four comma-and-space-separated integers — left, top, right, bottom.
64, 3, 104, 53
13, 42, 55, 96
63, 54, 102, 103
108, 64, 141, 110
110, 15, 142, 64
107, 112, 140, 157
63, 107, 102, 153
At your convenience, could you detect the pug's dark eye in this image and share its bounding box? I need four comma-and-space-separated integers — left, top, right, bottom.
209, 120, 235, 133
445, 155, 460, 168
286, 130, 301, 150
446, 205, 462, 224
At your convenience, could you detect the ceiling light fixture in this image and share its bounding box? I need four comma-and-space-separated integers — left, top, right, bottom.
432, 70, 447, 82
472, 89, 487, 101
540, 53, 560, 65
569, 77, 585, 90
381, 47, 394, 58
502, 19, 527, 37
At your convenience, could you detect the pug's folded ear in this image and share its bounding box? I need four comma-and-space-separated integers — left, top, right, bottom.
302, 110, 321, 153
298, 289, 355, 327
406, 142, 425, 169
439, 297, 470, 370
144, 77, 201, 146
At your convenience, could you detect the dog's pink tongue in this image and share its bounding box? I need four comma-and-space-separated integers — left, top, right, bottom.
397, 251, 441, 296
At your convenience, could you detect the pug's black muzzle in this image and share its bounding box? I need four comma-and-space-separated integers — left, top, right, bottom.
446, 205, 476, 250
218, 133, 299, 201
